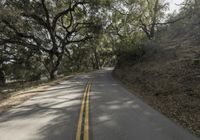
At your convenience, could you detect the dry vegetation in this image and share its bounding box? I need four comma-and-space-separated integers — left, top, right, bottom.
114, 37, 200, 136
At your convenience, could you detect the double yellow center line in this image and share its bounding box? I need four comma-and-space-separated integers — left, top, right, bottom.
76, 80, 92, 140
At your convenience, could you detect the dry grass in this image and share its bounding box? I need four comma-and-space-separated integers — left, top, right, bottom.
114, 38, 200, 137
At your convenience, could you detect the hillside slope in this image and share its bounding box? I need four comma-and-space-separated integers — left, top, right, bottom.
114, 36, 200, 136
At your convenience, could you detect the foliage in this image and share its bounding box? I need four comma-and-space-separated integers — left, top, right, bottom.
1, 0, 199, 84
0, 0, 102, 80
155, 0, 200, 43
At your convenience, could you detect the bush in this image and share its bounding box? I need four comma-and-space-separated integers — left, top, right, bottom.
116, 43, 145, 68
193, 59, 200, 65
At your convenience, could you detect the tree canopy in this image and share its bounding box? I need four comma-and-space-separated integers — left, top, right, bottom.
0, 0, 198, 84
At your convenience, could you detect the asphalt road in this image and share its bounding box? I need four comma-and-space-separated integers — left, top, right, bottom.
0, 68, 199, 140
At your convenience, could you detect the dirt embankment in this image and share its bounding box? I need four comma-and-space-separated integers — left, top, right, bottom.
114, 38, 200, 136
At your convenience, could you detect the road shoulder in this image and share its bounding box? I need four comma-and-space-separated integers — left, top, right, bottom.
0, 75, 73, 114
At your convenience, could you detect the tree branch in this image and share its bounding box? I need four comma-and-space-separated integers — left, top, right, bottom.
68, 36, 92, 44
52, 0, 87, 30
21, 13, 48, 27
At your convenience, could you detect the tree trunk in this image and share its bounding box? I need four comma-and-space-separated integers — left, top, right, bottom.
0, 69, 6, 86
50, 69, 57, 80
93, 48, 100, 70
149, 0, 159, 40
49, 54, 62, 80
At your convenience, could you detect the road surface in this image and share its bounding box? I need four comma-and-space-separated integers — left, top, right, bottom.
0, 68, 199, 140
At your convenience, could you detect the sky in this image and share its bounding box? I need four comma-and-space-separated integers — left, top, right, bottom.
166, 0, 185, 13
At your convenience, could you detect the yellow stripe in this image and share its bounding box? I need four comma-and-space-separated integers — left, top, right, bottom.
76, 82, 89, 140
84, 81, 92, 140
